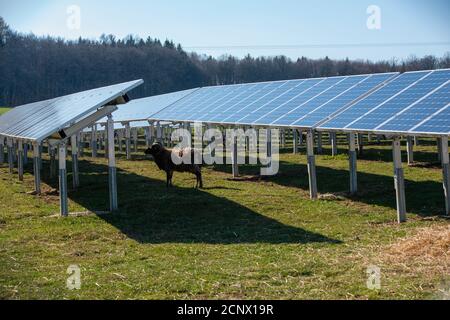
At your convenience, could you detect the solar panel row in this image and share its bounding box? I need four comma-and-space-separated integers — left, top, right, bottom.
0, 80, 143, 142
319, 69, 450, 135
150, 73, 401, 129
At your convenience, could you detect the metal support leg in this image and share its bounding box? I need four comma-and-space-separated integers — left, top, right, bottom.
393, 137, 407, 223
59, 143, 68, 216
232, 136, 239, 178
293, 129, 299, 154
331, 132, 338, 156
358, 133, 364, 156
125, 123, 131, 160
349, 133, 357, 195
18, 140, 24, 181
23, 143, 28, 166
107, 115, 118, 212
33, 143, 41, 195
437, 138, 442, 163
7, 138, 13, 174
407, 136, 414, 166
91, 126, 98, 158
156, 122, 163, 145
71, 135, 79, 189
307, 131, 318, 199
316, 132, 323, 154
440, 137, 449, 216
133, 128, 138, 153
0, 137, 4, 164
50, 147, 56, 179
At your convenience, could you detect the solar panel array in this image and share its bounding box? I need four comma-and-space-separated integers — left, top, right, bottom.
148, 70, 449, 136
0, 80, 143, 142
319, 69, 450, 135
97, 88, 197, 124
151, 73, 399, 127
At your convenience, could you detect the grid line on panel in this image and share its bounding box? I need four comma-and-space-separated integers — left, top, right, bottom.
197, 84, 261, 122
189, 85, 249, 120
375, 79, 450, 131
343, 71, 433, 129
312, 73, 399, 128
221, 81, 290, 123
291, 75, 370, 126
206, 83, 275, 123
409, 103, 450, 133
235, 80, 307, 124
269, 77, 349, 126
246, 79, 323, 125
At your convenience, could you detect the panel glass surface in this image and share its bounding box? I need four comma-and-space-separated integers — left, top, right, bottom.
0, 80, 143, 141
296, 73, 397, 127
377, 82, 450, 132
347, 70, 449, 130
319, 71, 431, 129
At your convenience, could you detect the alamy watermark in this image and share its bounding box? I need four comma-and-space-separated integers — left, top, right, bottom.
366, 265, 381, 290
163, 125, 280, 176
367, 5, 382, 30
66, 5, 81, 31
66, 264, 81, 290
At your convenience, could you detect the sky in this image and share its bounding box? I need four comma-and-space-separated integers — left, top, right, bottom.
0, 0, 449, 61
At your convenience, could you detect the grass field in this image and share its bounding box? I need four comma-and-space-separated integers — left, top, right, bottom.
0, 137, 449, 300
0, 107, 11, 115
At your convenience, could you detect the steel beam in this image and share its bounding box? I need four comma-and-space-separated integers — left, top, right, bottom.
71, 135, 79, 189
440, 137, 449, 216
18, 140, 24, 181
32, 143, 41, 194
107, 115, 118, 212
393, 137, 407, 223
307, 130, 318, 199
7, 138, 13, 174
406, 136, 414, 165
59, 143, 68, 216
349, 133, 358, 195
232, 135, 239, 178
125, 123, 131, 160
293, 129, 299, 154
331, 132, 338, 156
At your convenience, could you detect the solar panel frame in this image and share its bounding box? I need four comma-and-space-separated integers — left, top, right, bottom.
0, 80, 144, 142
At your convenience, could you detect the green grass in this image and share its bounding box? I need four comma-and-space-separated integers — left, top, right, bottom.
0, 138, 448, 300
0, 107, 11, 116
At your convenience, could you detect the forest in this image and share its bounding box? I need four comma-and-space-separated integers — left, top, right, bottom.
1, 16, 449, 107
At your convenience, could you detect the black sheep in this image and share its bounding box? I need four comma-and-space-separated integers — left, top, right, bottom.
145, 143, 203, 189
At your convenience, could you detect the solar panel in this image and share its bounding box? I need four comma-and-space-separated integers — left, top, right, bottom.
293, 73, 398, 127
319, 71, 433, 130
98, 88, 197, 124
376, 81, 450, 133
411, 103, 450, 134
0, 80, 143, 142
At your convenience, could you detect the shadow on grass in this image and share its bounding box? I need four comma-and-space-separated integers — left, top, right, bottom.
212, 157, 446, 218
38, 157, 340, 245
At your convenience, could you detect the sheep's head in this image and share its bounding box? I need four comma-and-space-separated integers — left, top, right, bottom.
145, 143, 163, 156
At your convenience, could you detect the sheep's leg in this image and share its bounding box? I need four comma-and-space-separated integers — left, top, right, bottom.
166, 171, 171, 188
196, 171, 203, 189
169, 171, 174, 187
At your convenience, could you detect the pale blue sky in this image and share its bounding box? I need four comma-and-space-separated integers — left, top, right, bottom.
0, 0, 449, 60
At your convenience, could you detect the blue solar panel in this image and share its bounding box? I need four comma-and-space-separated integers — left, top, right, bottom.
232, 80, 306, 124
412, 103, 450, 134
377, 82, 450, 132
221, 80, 301, 124
346, 70, 449, 130
296, 73, 397, 127
319, 71, 431, 130
258, 77, 346, 126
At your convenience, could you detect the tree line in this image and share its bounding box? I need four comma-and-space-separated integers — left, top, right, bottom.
1, 17, 449, 107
